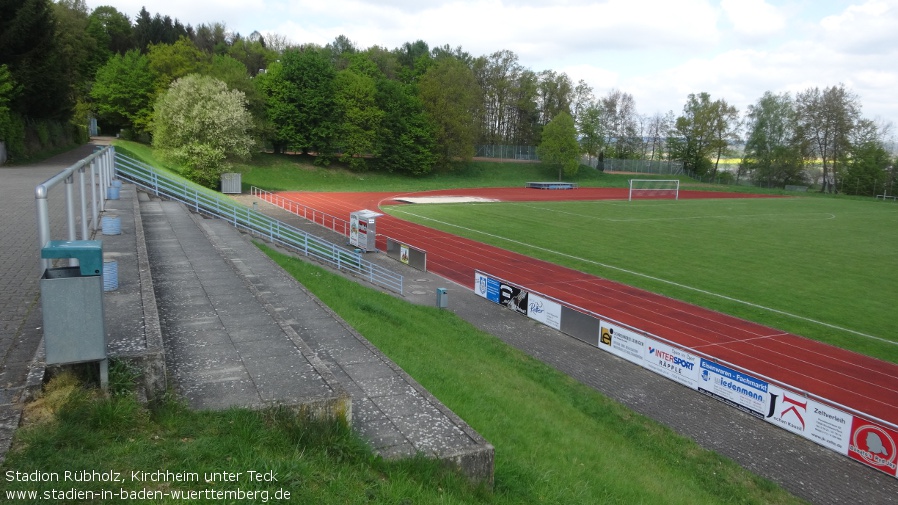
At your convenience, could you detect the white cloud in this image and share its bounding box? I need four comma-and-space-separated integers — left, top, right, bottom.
819, 0, 898, 55
720, 0, 786, 40
562, 64, 620, 91
267, 0, 720, 66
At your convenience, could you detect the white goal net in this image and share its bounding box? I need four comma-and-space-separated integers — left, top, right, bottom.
628, 179, 680, 201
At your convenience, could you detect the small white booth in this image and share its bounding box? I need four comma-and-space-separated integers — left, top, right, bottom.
349, 209, 382, 252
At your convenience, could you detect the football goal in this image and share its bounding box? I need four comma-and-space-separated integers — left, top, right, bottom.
628, 179, 680, 201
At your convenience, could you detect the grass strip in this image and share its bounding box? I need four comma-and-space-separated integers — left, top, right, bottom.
260, 244, 805, 505
0, 369, 492, 504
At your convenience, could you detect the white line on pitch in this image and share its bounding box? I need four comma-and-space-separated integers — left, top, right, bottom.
507, 202, 836, 222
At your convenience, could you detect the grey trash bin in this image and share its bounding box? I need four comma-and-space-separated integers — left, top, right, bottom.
40, 240, 107, 365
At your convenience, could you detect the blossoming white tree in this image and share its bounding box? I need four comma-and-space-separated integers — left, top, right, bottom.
152, 74, 255, 188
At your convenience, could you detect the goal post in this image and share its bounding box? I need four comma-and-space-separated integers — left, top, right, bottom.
628, 179, 680, 201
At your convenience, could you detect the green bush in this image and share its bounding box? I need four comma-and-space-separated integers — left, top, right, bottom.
3, 114, 25, 161
35, 121, 50, 147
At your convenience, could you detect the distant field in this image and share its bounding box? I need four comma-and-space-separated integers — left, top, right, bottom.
385, 196, 898, 363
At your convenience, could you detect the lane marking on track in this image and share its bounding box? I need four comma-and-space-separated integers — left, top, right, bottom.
390, 207, 893, 346
691, 332, 790, 349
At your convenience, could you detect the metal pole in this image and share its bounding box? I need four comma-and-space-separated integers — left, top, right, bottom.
65, 175, 79, 267
99, 151, 107, 212
36, 194, 50, 272
78, 166, 89, 240
99, 359, 108, 391
65, 174, 76, 243
90, 160, 98, 232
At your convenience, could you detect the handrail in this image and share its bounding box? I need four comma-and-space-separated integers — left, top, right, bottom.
250, 186, 351, 236
114, 154, 403, 295
249, 186, 429, 263
35, 146, 116, 271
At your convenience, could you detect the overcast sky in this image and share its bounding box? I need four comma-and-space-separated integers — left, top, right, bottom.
88, 0, 898, 138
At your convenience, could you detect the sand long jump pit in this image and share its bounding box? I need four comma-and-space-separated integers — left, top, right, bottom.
394, 196, 501, 204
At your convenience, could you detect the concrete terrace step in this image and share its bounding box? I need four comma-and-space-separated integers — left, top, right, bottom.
139, 195, 493, 484
141, 197, 348, 415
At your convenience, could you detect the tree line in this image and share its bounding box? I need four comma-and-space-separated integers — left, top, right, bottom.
1, 1, 894, 195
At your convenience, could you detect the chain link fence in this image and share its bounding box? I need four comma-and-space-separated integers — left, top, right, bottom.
589, 158, 685, 175
475, 145, 539, 161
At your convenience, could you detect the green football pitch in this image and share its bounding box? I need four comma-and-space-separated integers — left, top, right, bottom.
385, 196, 898, 363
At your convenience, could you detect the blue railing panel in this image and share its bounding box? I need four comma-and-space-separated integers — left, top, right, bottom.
113, 153, 403, 295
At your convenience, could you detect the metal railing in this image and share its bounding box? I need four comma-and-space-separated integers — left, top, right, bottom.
35, 146, 116, 271
251, 186, 433, 273
114, 152, 404, 295
250, 186, 350, 236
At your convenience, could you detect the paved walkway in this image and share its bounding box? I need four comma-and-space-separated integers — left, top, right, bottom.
0, 144, 101, 459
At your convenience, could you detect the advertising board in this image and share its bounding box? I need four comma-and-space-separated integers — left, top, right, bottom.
598, 321, 645, 366
765, 384, 853, 454
644, 339, 699, 389
849, 418, 898, 476
474, 272, 500, 303
527, 293, 561, 330
699, 359, 769, 419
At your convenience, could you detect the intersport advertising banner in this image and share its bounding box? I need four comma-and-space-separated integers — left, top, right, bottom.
699, 359, 769, 419
644, 339, 699, 389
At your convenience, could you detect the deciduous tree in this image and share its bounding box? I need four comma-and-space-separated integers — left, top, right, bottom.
708, 98, 740, 177
86, 6, 133, 57
577, 103, 605, 167
742, 92, 804, 187
842, 119, 891, 196
538, 112, 580, 180
152, 74, 254, 188
672, 92, 736, 176
374, 78, 436, 175
600, 89, 640, 159
90, 49, 154, 133
536, 70, 572, 130
0, 64, 19, 143
147, 37, 210, 95
258, 46, 337, 160
418, 57, 480, 168
795, 84, 860, 193
334, 68, 381, 170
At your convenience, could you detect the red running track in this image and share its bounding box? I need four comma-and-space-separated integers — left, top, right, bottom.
268, 187, 898, 426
